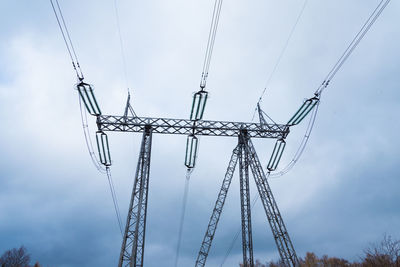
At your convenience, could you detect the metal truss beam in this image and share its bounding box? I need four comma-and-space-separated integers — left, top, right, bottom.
119, 127, 153, 267
245, 138, 298, 267
97, 115, 289, 139
195, 145, 240, 267
238, 133, 254, 267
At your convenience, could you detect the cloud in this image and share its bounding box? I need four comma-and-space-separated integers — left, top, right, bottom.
1, 1, 399, 266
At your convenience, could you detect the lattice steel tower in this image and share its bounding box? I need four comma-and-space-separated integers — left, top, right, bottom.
77, 80, 318, 266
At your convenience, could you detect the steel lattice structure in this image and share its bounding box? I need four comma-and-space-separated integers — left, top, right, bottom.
193, 131, 298, 267
246, 137, 298, 266
238, 133, 255, 267
195, 145, 239, 266
118, 126, 152, 267
95, 114, 299, 267
51, 0, 390, 264
97, 115, 289, 139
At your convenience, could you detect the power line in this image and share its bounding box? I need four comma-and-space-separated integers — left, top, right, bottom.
270, 99, 320, 178
315, 0, 391, 96
113, 0, 130, 94
51, 0, 126, 236
79, 95, 125, 235
106, 167, 124, 236
78, 95, 106, 173
256, 0, 309, 107
255, 0, 391, 179
200, 0, 224, 89
49, 0, 84, 80
174, 169, 192, 267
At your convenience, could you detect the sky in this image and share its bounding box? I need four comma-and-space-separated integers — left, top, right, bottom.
0, 0, 399, 266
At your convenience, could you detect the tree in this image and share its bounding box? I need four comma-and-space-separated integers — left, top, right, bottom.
362, 234, 400, 267
0, 246, 31, 267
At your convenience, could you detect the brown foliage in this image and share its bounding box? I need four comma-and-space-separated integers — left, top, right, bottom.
362, 234, 400, 267
262, 235, 400, 267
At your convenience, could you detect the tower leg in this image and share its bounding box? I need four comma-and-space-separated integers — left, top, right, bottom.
119, 126, 152, 267
238, 133, 254, 267
245, 138, 298, 267
195, 145, 240, 267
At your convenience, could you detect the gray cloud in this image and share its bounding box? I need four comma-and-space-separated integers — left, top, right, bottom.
1, 0, 399, 266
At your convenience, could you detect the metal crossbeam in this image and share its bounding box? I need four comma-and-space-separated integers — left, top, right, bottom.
97, 115, 289, 139
119, 127, 152, 267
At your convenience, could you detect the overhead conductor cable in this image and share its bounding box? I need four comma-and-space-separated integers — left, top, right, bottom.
51, 0, 124, 236
174, 169, 193, 267
222, 1, 392, 264
271, 0, 391, 178
315, 0, 391, 97
252, 0, 309, 121
50, 0, 84, 80
113, 0, 131, 94
178, 0, 224, 265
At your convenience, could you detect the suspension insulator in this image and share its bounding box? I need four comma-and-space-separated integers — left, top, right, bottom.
185, 134, 199, 168
96, 131, 112, 166
190, 90, 208, 121
267, 139, 286, 171
76, 82, 101, 116
287, 97, 319, 126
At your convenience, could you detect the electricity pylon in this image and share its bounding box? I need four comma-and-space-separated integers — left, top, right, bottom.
77, 79, 318, 266
95, 112, 303, 267
54, 0, 390, 264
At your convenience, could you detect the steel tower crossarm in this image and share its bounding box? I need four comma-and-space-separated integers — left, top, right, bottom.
97, 115, 289, 139
119, 127, 153, 267
195, 145, 240, 267
245, 138, 298, 267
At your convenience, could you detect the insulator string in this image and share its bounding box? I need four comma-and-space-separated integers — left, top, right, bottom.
78, 95, 106, 173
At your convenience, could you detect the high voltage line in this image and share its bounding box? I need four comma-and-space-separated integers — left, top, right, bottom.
50, 0, 392, 266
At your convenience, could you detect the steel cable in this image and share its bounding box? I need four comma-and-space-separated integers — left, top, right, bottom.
50, 0, 84, 79
222, 2, 391, 263
113, 0, 131, 94
270, 99, 320, 178
51, 0, 126, 239
200, 0, 223, 89
174, 169, 193, 267
78, 95, 107, 173
106, 167, 124, 236
259, 0, 390, 178
315, 0, 391, 96
254, 0, 309, 110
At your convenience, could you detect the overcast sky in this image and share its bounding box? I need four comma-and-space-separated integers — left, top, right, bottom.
0, 0, 399, 266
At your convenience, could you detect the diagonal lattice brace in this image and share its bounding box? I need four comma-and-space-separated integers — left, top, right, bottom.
245, 138, 298, 267
119, 126, 152, 267
195, 145, 240, 267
